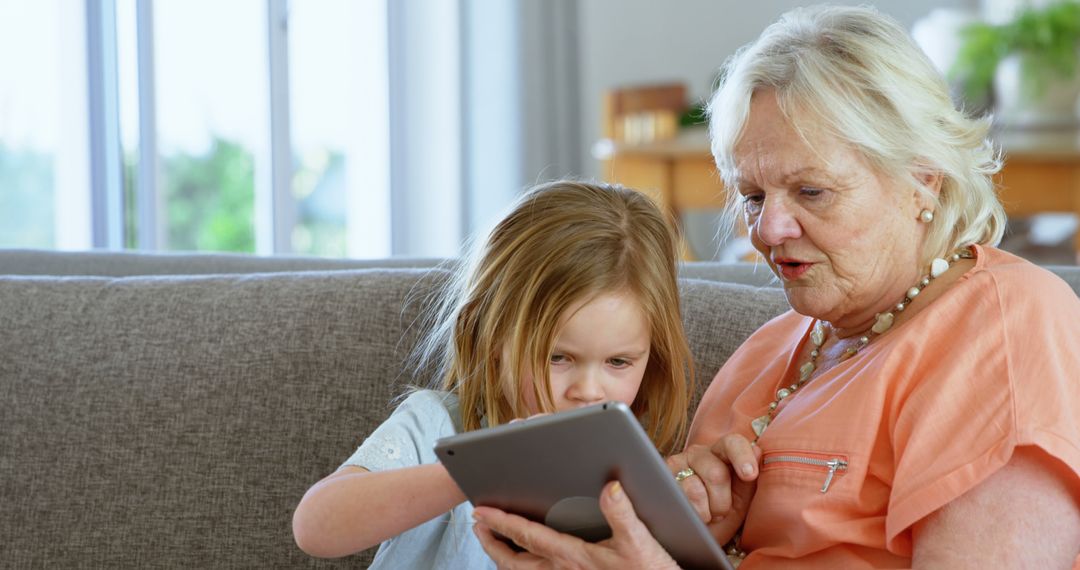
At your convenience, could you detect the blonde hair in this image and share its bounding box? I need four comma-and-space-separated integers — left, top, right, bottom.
708, 4, 1005, 265
417, 180, 692, 454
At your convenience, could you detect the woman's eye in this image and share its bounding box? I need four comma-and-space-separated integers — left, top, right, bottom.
800, 186, 824, 197
742, 194, 764, 214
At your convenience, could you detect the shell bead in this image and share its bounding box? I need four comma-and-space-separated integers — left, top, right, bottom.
930, 258, 949, 278
752, 415, 770, 437
871, 312, 895, 334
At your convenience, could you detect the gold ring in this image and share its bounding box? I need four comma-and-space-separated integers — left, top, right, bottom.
675, 467, 695, 482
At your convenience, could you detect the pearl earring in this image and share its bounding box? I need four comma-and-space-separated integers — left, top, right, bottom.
919, 209, 934, 223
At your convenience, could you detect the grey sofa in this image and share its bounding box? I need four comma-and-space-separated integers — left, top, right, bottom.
1, 249, 1076, 568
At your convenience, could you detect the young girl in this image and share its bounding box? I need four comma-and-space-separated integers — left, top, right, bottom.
292, 180, 694, 568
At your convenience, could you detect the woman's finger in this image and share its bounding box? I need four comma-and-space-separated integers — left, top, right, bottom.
728, 443, 763, 515
473, 506, 586, 568
664, 452, 686, 475
703, 441, 763, 545
711, 433, 759, 481
599, 481, 645, 541
598, 481, 680, 568
667, 451, 701, 519
668, 448, 713, 522
685, 444, 734, 518
680, 475, 711, 523
473, 519, 543, 570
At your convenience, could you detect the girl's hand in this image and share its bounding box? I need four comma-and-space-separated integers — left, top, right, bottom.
509, 412, 551, 424
666, 434, 762, 545
473, 480, 679, 570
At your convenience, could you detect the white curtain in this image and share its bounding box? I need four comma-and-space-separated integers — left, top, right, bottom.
391, 0, 581, 256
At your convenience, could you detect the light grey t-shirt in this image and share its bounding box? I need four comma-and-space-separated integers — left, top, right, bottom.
341, 389, 494, 570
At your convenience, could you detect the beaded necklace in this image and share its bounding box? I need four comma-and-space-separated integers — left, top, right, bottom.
750, 248, 973, 441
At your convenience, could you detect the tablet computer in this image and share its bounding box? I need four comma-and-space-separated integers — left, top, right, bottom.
434, 401, 733, 570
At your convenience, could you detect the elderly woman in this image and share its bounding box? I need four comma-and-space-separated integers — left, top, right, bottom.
472, 5, 1080, 568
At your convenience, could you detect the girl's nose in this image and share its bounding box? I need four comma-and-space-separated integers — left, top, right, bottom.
566, 368, 605, 404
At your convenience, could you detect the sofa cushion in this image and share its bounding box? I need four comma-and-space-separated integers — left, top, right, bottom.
0, 269, 450, 568
0, 269, 788, 568
680, 279, 790, 410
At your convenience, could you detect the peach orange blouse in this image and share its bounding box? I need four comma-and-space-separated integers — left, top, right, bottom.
688, 245, 1080, 568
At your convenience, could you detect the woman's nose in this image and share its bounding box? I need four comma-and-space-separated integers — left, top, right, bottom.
754, 196, 802, 246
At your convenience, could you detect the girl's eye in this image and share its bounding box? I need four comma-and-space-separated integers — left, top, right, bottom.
550, 354, 567, 364
608, 358, 630, 368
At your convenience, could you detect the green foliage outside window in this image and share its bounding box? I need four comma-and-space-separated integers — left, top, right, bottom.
123, 154, 138, 250
0, 145, 54, 248
292, 149, 346, 257
162, 136, 256, 252
953, 0, 1080, 102
1, 136, 346, 255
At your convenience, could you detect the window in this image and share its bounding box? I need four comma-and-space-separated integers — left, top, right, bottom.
289, 0, 390, 258
0, 0, 92, 249
152, 0, 267, 253
0, 0, 569, 258
2, 0, 395, 258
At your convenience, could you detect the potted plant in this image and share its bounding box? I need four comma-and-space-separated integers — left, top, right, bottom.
952, 0, 1080, 126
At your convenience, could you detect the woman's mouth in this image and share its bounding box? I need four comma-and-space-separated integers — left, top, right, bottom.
774, 258, 812, 280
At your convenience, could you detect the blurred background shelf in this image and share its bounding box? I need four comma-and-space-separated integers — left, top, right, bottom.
599, 125, 1080, 264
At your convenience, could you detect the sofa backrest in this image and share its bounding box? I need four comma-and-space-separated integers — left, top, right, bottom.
0, 249, 783, 288
4, 248, 1078, 295
0, 248, 450, 276
0, 268, 789, 567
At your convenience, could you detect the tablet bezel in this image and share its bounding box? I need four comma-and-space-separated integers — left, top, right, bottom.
434, 401, 732, 570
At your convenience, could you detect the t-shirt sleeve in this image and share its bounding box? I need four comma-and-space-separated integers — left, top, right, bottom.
339, 390, 458, 473
885, 268, 1080, 548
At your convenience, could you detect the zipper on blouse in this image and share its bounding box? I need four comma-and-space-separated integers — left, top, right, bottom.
762, 455, 849, 493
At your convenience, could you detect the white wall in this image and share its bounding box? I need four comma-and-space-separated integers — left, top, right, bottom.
575, 0, 977, 179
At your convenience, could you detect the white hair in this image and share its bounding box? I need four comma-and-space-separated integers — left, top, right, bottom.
708, 4, 1005, 264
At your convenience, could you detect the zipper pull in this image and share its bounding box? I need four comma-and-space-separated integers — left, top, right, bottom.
820, 458, 848, 493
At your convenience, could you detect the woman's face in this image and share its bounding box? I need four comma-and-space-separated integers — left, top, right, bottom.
734, 90, 930, 328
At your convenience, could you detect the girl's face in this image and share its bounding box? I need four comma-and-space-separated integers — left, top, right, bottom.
517, 291, 651, 415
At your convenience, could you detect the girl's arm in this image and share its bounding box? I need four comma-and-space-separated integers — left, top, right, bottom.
292, 462, 467, 558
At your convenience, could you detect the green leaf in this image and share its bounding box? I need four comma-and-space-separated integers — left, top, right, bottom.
950, 0, 1080, 103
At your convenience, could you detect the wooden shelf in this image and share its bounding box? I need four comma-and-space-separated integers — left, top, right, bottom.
600, 126, 1080, 261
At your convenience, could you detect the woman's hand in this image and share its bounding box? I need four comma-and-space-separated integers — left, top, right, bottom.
473, 480, 680, 570
666, 433, 762, 545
